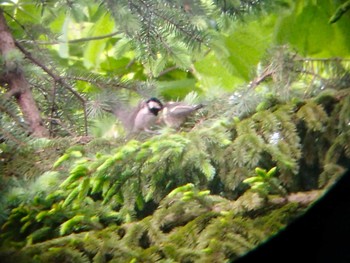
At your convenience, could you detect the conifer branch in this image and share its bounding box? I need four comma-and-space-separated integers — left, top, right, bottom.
0, 126, 27, 146
15, 41, 89, 136
268, 190, 322, 206
0, 102, 28, 130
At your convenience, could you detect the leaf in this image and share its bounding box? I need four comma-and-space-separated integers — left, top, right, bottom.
194, 52, 242, 93
329, 1, 350, 24
13, 2, 41, 23
275, 1, 350, 57
83, 13, 115, 69
58, 14, 70, 58
114, 38, 132, 57
157, 79, 199, 100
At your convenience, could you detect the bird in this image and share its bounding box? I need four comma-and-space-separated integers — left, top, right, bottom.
113, 97, 164, 134
131, 97, 164, 133
161, 101, 204, 129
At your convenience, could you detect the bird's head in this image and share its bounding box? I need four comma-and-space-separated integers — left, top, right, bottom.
146, 97, 163, 116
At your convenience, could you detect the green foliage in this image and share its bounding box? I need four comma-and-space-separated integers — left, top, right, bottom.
1, 83, 349, 252
243, 167, 287, 197
329, 0, 350, 24
1, 1, 350, 262
275, 0, 350, 57
0, 183, 304, 263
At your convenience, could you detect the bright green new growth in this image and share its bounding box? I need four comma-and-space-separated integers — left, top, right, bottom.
243, 167, 287, 197
1, 82, 349, 260
0, 0, 350, 262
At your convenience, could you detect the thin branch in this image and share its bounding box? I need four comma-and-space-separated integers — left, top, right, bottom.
45, 117, 77, 137
157, 65, 178, 77
295, 57, 350, 62
248, 67, 275, 89
18, 31, 120, 45
126, 58, 136, 69
15, 42, 89, 136
49, 81, 57, 137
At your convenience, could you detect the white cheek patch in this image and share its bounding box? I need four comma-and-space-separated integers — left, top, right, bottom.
148, 101, 162, 109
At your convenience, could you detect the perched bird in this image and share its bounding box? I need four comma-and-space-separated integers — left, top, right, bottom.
131, 97, 163, 133
114, 97, 163, 134
161, 101, 204, 129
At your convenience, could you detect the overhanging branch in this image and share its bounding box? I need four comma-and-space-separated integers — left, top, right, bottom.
15, 41, 89, 136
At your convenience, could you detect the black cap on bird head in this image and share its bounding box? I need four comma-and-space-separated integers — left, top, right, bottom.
146, 97, 163, 116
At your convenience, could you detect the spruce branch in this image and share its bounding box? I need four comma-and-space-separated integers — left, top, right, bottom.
0, 102, 28, 130
15, 41, 88, 136
0, 126, 27, 146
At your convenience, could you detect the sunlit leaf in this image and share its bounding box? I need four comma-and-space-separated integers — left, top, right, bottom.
83, 13, 115, 69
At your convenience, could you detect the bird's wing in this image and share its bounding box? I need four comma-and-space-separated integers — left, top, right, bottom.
167, 104, 203, 116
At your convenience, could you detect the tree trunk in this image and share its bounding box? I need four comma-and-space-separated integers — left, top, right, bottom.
0, 9, 48, 137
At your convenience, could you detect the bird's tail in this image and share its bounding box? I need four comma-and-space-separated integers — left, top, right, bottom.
193, 104, 204, 111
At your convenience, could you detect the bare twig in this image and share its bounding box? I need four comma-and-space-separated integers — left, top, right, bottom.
49, 81, 57, 137
45, 117, 77, 137
18, 31, 120, 45
248, 67, 275, 89
157, 65, 178, 77
295, 57, 350, 62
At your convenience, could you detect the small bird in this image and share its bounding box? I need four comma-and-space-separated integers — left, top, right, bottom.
131, 97, 163, 133
161, 101, 204, 129
114, 97, 164, 134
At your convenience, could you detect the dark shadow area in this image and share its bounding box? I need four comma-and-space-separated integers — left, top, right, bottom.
235, 169, 350, 263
